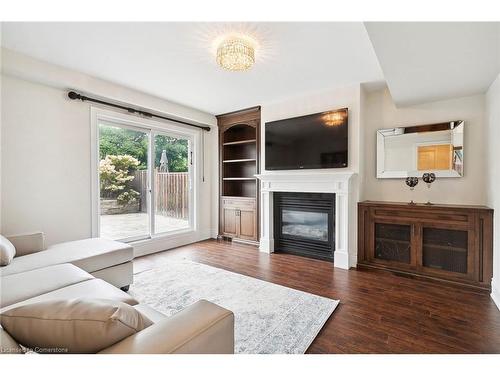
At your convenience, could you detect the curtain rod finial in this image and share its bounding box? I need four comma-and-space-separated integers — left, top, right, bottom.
68, 91, 82, 100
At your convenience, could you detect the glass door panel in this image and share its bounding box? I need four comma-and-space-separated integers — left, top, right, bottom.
99, 123, 150, 241
153, 133, 191, 235
374, 223, 412, 264
422, 227, 468, 273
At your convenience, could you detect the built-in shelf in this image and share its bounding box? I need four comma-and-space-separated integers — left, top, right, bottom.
222, 195, 256, 199
223, 158, 257, 163
223, 139, 257, 146
218, 107, 260, 243
376, 238, 411, 245
222, 177, 256, 181
423, 243, 467, 253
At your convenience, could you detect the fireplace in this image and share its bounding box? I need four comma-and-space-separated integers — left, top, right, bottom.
273, 192, 335, 261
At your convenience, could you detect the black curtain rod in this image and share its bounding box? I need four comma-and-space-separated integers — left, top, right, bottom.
67, 91, 211, 131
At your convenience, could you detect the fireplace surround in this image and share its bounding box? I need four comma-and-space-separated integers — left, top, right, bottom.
255, 172, 357, 269
274, 192, 335, 261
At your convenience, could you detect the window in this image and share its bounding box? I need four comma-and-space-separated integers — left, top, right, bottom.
92, 110, 195, 242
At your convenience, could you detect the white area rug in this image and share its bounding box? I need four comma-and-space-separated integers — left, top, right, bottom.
129, 260, 339, 354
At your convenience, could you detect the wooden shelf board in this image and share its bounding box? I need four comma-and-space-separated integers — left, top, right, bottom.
222, 195, 256, 200
376, 238, 410, 244
223, 177, 256, 181
423, 244, 467, 253
223, 159, 256, 163
223, 139, 257, 146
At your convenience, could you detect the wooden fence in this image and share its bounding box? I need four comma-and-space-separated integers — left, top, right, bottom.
132, 170, 189, 219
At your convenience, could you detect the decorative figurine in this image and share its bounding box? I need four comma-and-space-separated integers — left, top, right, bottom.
422, 172, 436, 205
405, 177, 419, 205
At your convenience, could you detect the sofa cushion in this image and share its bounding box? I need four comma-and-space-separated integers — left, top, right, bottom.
91, 262, 133, 289
1, 279, 138, 312
6, 232, 45, 257
1, 299, 152, 354
0, 264, 94, 308
133, 304, 167, 323
0, 238, 133, 277
0, 235, 16, 266
0, 326, 23, 354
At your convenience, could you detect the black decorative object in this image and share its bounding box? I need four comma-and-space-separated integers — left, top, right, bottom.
405, 177, 419, 205
422, 172, 436, 205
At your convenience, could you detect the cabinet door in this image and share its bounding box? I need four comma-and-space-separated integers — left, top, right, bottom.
239, 207, 257, 241
369, 219, 417, 270
222, 207, 238, 237
420, 224, 475, 280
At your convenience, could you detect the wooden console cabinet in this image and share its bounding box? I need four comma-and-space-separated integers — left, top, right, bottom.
358, 201, 493, 290
217, 107, 260, 244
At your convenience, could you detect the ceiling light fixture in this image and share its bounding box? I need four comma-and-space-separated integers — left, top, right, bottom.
216, 36, 255, 71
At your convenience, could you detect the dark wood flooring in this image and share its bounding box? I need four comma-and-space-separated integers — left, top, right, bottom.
134, 239, 500, 353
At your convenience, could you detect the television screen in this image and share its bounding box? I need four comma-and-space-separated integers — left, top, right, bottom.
265, 108, 348, 170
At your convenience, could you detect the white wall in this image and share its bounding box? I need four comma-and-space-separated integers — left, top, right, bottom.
1, 49, 218, 256
486, 73, 500, 309
361, 88, 486, 205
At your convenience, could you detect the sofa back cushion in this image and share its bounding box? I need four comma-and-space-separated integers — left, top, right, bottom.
0, 299, 152, 353
0, 326, 23, 354
0, 235, 16, 266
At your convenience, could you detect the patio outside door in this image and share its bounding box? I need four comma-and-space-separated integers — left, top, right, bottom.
97, 121, 192, 241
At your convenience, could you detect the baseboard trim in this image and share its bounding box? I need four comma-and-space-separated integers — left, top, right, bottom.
349, 254, 358, 269
132, 229, 211, 258
491, 279, 500, 311
334, 251, 349, 270
259, 238, 274, 253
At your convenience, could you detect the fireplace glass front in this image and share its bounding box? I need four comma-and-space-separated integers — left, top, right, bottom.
282, 210, 328, 242
274, 192, 335, 261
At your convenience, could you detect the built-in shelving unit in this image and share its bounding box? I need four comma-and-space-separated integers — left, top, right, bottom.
217, 107, 261, 244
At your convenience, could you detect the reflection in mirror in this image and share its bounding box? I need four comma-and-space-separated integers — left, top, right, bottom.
377, 121, 464, 178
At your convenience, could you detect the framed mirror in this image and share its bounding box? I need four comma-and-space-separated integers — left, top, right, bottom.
377, 121, 464, 178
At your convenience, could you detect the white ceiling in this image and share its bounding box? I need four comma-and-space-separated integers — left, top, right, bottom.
3, 22, 499, 113
365, 22, 500, 106
0, 22, 384, 114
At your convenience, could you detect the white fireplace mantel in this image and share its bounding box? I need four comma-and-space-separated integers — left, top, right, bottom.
255, 171, 358, 270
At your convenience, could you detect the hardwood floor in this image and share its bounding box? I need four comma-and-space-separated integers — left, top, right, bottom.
134, 239, 500, 353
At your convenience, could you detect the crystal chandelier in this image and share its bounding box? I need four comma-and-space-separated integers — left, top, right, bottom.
216, 37, 255, 71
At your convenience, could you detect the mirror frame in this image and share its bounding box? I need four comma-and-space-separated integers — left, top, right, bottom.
376, 121, 464, 179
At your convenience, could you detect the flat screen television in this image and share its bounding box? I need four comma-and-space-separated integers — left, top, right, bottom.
265, 108, 348, 170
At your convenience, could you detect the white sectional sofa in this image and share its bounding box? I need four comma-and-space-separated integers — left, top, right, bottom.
1, 232, 134, 290
0, 233, 234, 354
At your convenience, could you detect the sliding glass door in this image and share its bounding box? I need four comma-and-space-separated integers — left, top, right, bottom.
152, 133, 191, 235
97, 120, 193, 241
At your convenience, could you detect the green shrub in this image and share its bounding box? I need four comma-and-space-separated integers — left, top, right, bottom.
99, 155, 140, 205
